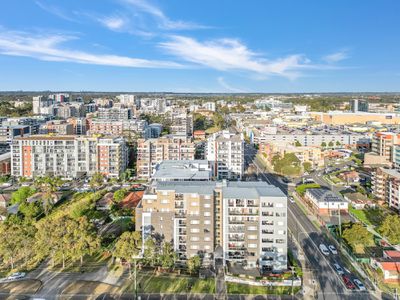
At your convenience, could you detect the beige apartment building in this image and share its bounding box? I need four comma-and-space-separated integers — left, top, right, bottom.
136, 181, 287, 272
136, 136, 195, 179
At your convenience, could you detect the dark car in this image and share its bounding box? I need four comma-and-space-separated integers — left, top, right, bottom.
342, 275, 356, 290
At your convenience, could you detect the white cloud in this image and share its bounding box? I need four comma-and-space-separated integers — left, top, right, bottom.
99, 16, 127, 30
217, 77, 247, 93
323, 50, 349, 63
35, 1, 78, 22
0, 29, 181, 68
121, 0, 208, 30
160, 36, 315, 79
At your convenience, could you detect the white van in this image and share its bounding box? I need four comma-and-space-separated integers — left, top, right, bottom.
319, 244, 330, 256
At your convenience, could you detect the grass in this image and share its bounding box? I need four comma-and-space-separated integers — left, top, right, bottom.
60, 280, 120, 299
124, 273, 215, 294
205, 126, 221, 134
52, 251, 111, 273
0, 279, 42, 295
226, 282, 300, 295
349, 206, 372, 226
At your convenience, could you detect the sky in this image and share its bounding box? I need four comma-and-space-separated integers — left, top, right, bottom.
0, 0, 399, 92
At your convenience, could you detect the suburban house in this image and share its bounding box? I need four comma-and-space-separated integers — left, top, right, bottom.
304, 188, 348, 216
371, 250, 400, 283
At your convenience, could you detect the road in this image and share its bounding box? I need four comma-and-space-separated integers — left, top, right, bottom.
247, 147, 385, 300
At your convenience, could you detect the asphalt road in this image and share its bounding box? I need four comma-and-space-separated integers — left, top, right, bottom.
249, 153, 384, 300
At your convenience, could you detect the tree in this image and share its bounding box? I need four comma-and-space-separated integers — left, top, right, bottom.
328, 141, 334, 148
187, 255, 201, 275
294, 140, 302, 147
143, 237, 160, 267
114, 189, 128, 202
71, 217, 100, 266
321, 142, 327, 148
303, 162, 312, 173
159, 242, 176, 269
11, 186, 35, 204
90, 173, 104, 190
113, 231, 142, 275
342, 223, 374, 253
19, 201, 43, 219
34, 176, 63, 215
336, 141, 341, 147
379, 215, 400, 245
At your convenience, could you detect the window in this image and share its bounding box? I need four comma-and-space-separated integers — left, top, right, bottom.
204, 220, 211, 225
278, 230, 286, 235
204, 212, 211, 217
248, 235, 257, 240
247, 226, 257, 231
204, 245, 210, 250
204, 203, 211, 208
191, 201, 199, 206
276, 203, 284, 208
190, 245, 199, 250
190, 237, 200, 241
277, 221, 284, 226
190, 228, 200, 233
162, 191, 168, 196
204, 237, 211, 241
190, 220, 200, 225
161, 199, 169, 204
248, 243, 257, 249
191, 193, 197, 198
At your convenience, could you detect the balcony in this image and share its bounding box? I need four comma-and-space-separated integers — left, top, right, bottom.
175, 212, 186, 218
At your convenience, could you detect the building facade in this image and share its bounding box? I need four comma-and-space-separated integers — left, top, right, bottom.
136, 181, 287, 272
11, 135, 128, 179
206, 131, 244, 180
136, 136, 196, 179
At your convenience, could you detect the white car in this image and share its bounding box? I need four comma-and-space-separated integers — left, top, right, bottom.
328, 245, 338, 255
288, 196, 295, 204
319, 244, 330, 256
353, 278, 366, 291
7, 272, 26, 280
333, 263, 345, 275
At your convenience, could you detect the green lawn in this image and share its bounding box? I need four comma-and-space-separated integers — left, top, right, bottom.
227, 282, 300, 295
349, 206, 372, 225
125, 273, 215, 294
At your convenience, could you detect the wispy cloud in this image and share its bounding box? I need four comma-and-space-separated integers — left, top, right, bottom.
160, 36, 319, 79
323, 50, 349, 63
0, 29, 181, 68
217, 77, 247, 93
120, 0, 208, 30
35, 1, 78, 22
99, 16, 127, 30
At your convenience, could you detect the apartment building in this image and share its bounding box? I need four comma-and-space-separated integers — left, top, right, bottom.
152, 160, 213, 182
259, 141, 324, 168
372, 132, 400, 162
372, 167, 400, 212
136, 136, 195, 179
33, 96, 55, 115
117, 94, 137, 107
350, 99, 369, 113
11, 135, 128, 179
97, 107, 132, 120
136, 180, 287, 272
39, 120, 74, 135
206, 130, 244, 180
87, 119, 147, 136
170, 109, 193, 137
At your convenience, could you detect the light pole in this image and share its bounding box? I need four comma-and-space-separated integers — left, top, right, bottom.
132, 254, 143, 300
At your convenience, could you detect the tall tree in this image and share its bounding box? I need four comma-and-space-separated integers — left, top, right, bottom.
71, 216, 100, 266
113, 231, 142, 275
379, 215, 400, 245
187, 255, 201, 275
90, 173, 104, 190
34, 176, 63, 215
159, 242, 176, 269
342, 223, 374, 253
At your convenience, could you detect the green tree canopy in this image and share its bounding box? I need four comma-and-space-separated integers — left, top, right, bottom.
379, 215, 400, 245
114, 189, 128, 202
11, 186, 36, 205
113, 231, 142, 274
187, 255, 201, 275
342, 223, 374, 254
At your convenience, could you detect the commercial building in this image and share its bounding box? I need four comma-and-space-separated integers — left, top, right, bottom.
310, 111, 400, 125
136, 136, 195, 179
206, 131, 244, 180
350, 99, 369, 112
136, 180, 287, 272
11, 135, 128, 179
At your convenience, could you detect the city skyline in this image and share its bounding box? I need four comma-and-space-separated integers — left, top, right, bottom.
0, 0, 399, 92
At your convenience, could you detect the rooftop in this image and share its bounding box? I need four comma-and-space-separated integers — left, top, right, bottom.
306, 188, 345, 203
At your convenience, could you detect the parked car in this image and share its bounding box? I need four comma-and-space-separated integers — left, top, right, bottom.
353, 279, 366, 291
319, 244, 330, 256
7, 272, 26, 280
288, 196, 295, 204
328, 245, 338, 255
333, 263, 344, 275
342, 275, 356, 290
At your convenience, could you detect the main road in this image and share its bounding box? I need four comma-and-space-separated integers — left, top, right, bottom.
246, 146, 386, 300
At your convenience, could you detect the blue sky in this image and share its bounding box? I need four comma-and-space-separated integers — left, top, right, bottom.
0, 0, 399, 92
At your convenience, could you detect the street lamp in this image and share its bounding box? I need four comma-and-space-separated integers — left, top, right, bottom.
132, 253, 143, 300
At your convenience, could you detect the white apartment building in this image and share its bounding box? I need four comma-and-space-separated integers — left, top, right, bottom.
11, 135, 128, 179
170, 109, 193, 137
206, 130, 244, 180
117, 94, 137, 107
